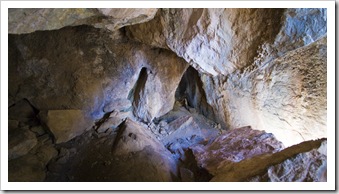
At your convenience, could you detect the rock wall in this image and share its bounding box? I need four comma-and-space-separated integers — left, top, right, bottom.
127, 8, 285, 75
9, 24, 188, 142
9, 8, 158, 34
202, 36, 327, 146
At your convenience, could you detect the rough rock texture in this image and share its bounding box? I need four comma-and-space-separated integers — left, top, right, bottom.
9, 154, 46, 181
127, 8, 285, 75
9, 25, 188, 123
248, 140, 327, 182
39, 110, 94, 143
9, 129, 57, 182
191, 126, 284, 175
9, 8, 158, 34
8, 99, 36, 123
211, 138, 326, 182
9, 127, 38, 160
62, 119, 178, 182
175, 66, 215, 120
203, 36, 327, 146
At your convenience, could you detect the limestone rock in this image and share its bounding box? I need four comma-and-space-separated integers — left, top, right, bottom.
127, 8, 285, 75
9, 8, 158, 34
9, 154, 46, 181
249, 141, 327, 182
9, 127, 38, 160
39, 110, 94, 143
203, 36, 327, 147
103, 98, 131, 113
9, 25, 188, 122
191, 126, 284, 175
211, 138, 326, 182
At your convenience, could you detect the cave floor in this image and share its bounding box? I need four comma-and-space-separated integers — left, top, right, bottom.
44, 103, 222, 182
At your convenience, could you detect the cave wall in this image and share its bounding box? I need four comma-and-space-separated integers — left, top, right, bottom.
127, 8, 327, 146
9, 24, 188, 142
8, 8, 327, 146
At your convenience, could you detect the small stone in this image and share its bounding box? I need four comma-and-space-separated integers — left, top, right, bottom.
30, 125, 46, 136
9, 127, 38, 160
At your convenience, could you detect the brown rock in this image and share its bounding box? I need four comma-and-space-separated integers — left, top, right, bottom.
9, 127, 38, 160
39, 110, 94, 143
9, 154, 46, 182
9, 99, 36, 122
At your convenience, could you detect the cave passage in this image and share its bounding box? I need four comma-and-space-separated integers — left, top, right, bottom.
175, 66, 215, 121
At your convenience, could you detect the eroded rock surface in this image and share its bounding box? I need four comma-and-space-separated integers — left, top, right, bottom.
191, 126, 284, 175
211, 138, 326, 182
127, 8, 285, 75
203, 36, 327, 146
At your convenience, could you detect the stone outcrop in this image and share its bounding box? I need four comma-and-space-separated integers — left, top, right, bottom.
211, 138, 326, 182
9, 25, 188, 123
9, 8, 158, 34
127, 8, 285, 75
203, 36, 327, 146
191, 126, 284, 175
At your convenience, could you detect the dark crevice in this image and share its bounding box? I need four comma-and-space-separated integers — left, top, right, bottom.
175, 66, 215, 120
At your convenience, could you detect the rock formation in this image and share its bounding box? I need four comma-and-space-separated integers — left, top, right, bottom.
7, 8, 327, 182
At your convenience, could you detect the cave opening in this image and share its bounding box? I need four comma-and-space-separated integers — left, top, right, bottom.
175, 66, 215, 121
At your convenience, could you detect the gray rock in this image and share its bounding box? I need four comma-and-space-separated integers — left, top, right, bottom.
203, 36, 327, 147
96, 116, 123, 133
103, 98, 132, 113
39, 110, 94, 144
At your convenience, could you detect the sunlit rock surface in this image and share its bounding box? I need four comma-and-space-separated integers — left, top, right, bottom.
191, 126, 284, 175
127, 8, 285, 75
203, 37, 327, 146
211, 138, 326, 182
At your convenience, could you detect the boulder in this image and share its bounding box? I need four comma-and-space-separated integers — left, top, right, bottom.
39, 110, 94, 143
191, 126, 284, 175
111, 118, 178, 181
211, 138, 326, 182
